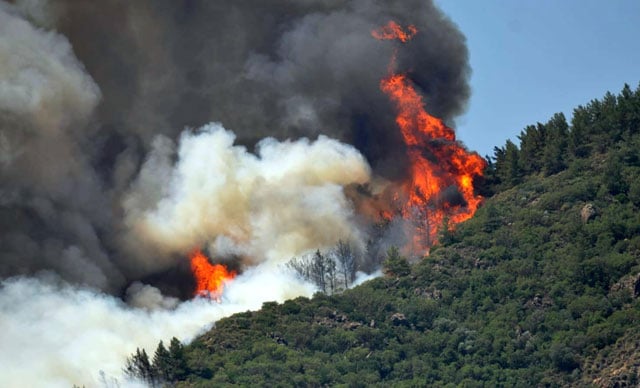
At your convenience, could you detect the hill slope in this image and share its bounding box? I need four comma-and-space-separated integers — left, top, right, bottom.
129, 83, 640, 387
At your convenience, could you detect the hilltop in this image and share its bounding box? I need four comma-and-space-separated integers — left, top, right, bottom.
126, 83, 640, 387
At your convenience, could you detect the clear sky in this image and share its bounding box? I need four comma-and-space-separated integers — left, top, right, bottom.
435, 0, 640, 158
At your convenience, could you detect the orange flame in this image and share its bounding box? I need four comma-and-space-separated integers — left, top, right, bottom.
374, 22, 486, 254
371, 21, 417, 43
189, 250, 236, 300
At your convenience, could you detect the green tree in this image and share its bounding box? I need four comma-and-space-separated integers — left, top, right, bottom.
152, 340, 171, 381
482, 203, 501, 233
569, 106, 589, 158
123, 348, 155, 384
383, 246, 410, 277
438, 216, 458, 245
518, 123, 546, 174
167, 337, 188, 381
602, 151, 628, 196
616, 83, 640, 136
494, 139, 522, 188
542, 113, 569, 175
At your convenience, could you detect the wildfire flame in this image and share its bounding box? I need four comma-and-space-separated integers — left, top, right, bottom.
371, 21, 418, 43
189, 250, 236, 300
373, 21, 486, 253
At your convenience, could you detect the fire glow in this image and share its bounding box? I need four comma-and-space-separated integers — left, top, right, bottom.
189, 250, 236, 300
371, 20, 417, 43
373, 21, 486, 253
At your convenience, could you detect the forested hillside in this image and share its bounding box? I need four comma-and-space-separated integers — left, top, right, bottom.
126, 83, 640, 387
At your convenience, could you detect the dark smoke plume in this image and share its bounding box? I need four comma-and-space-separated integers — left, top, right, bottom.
0, 0, 469, 292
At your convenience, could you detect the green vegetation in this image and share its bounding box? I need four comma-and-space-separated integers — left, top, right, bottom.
128, 83, 640, 386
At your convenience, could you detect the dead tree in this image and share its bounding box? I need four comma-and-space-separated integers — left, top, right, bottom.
287, 249, 339, 294
333, 240, 357, 289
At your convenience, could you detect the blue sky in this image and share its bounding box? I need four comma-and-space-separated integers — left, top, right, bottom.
435, 0, 640, 158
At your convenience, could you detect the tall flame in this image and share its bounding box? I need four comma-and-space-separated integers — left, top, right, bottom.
373, 21, 486, 254
189, 250, 236, 300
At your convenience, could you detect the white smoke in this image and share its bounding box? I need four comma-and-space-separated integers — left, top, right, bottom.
0, 269, 316, 387
123, 123, 372, 271
353, 269, 383, 287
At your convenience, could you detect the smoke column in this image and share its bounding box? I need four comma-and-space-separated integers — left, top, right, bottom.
0, 0, 471, 385
121, 124, 370, 274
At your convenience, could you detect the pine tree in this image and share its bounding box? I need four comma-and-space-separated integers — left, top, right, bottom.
383, 246, 410, 277
167, 337, 188, 381
542, 113, 569, 175
152, 340, 171, 381
123, 348, 155, 384
617, 83, 640, 136
495, 139, 522, 188
569, 105, 592, 158
518, 123, 546, 174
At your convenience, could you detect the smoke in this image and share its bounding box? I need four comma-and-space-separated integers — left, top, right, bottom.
0, 271, 315, 387
0, 0, 469, 289
49, 0, 469, 170
122, 123, 370, 274
0, 1, 124, 291
0, 0, 471, 386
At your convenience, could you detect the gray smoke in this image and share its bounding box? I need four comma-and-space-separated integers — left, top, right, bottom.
0, 0, 470, 385
0, 0, 469, 292
49, 0, 469, 177
0, 1, 124, 291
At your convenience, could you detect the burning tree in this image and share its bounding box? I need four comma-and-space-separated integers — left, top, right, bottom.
373, 21, 486, 254
189, 250, 236, 300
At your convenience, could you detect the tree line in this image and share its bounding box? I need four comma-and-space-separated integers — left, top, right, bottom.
123, 337, 188, 387
485, 83, 640, 192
